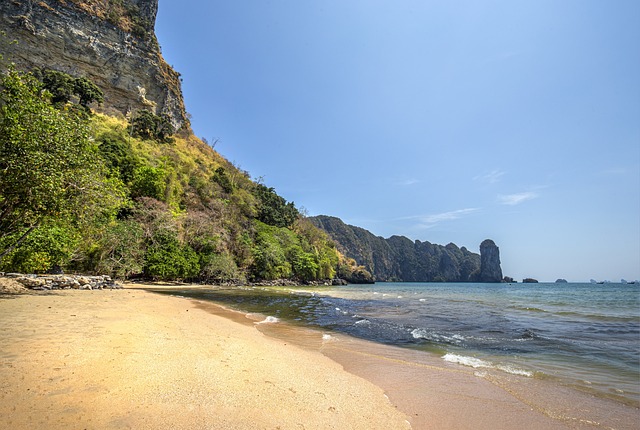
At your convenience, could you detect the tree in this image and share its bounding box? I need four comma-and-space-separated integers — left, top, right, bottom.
253, 184, 299, 228
129, 109, 174, 142
73, 76, 104, 107
0, 67, 122, 263
35, 69, 104, 109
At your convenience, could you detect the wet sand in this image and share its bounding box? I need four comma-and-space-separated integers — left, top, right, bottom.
1, 282, 637, 429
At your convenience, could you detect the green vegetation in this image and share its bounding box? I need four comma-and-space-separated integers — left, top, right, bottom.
0, 67, 122, 264
34, 68, 104, 112
129, 109, 174, 143
0, 65, 347, 283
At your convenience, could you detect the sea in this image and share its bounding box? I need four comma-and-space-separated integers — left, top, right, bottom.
152, 281, 640, 407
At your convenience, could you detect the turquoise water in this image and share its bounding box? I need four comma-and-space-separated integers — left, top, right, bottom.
152, 282, 640, 406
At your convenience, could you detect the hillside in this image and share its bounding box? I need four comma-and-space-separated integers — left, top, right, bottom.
0, 1, 375, 284
310, 215, 490, 282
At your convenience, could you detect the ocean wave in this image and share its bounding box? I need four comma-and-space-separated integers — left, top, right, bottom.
442, 353, 533, 377
510, 305, 548, 313
411, 328, 465, 345
255, 316, 280, 324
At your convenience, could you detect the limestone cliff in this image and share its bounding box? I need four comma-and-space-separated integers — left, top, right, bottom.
479, 239, 503, 283
0, 0, 187, 130
309, 215, 482, 282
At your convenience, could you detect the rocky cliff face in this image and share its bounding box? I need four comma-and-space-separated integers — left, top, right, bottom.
0, 0, 187, 130
479, 239, 503, 282
310, 215, 482, 282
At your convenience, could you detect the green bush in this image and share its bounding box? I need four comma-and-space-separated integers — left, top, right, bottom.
0, 67, 122, 263
35, 69, 104, 109
131, 165, 167, 201
200, 252, 244, 283
144, 230, 199, 280
212, 166, 233, 194
97, 132, 139, 184
0, 223, 79, 273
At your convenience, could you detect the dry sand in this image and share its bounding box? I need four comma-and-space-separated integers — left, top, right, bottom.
1, 281, 637, 429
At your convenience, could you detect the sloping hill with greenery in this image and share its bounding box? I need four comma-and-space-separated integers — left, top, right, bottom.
0, 65, 370, 283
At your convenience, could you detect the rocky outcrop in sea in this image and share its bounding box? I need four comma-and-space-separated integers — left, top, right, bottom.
479, 239, 503, 283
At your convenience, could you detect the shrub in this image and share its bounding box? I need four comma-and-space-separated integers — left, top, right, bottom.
200, 252, 244, 283
212, 166, 233, 194
144, 230, 199, 280
129, 109, 174, 142
131, 165, 167, 201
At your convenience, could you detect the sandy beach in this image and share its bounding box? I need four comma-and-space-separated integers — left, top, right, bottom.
1, 281, 637, 429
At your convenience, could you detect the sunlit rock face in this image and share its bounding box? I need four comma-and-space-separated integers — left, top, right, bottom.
0, 0, 187, 130
479, 239, 503, 283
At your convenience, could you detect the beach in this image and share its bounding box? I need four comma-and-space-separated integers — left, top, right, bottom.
1, 281, 637, 429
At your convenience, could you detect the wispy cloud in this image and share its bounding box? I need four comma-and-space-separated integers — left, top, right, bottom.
498, 192, 538, 206
599, 167, 628, 176
395, 178, 421, 186
474, 169, 506, 184
401, 208, 480, 229
478, 51, 521, 68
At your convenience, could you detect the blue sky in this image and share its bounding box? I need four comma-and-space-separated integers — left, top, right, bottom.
156, 0, 639, 282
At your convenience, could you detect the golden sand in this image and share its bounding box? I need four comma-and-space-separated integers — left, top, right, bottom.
0, 285, 409, 429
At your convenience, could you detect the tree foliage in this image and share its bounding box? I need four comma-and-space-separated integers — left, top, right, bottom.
212, 166, 233, 194
35, 68, 104, 109
129, 109, 174, 142
0, 67, 122, 264
253, 184, 299, 228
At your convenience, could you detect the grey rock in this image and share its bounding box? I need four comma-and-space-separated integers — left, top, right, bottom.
479, 239, 503, 283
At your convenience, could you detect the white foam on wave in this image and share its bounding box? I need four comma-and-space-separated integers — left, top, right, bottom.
322, 334, 334, 341
442, 353, 533, 377
411, 329, 465, 344
255, 316, 280, 324
419, 298, 427, 302
496, 364, 533, 377
354, 319, 371, 326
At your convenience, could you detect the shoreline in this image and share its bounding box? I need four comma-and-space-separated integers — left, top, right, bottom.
177, 287, 638, 430
1, 282, 638, 429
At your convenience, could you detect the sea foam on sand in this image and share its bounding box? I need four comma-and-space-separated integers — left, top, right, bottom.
443, 353, 533, 377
